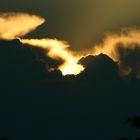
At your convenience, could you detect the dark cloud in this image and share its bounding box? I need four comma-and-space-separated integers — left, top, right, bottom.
118, 137, 128, 140
78, 54, 119, 84
127, 116, 140, 129
0, 39, 44, 81
0, 0, 140, 138
0, 39, 62, 84
115, 43, 140, 79
0, 40, 140, 140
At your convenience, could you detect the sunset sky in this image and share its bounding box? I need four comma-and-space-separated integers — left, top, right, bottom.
1, 0, 140, 50
0, 1, 140, 140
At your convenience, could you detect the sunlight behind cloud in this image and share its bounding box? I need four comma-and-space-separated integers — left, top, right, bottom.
82, 28, 140, 77
1, 12, 140, 77
21, 38, 84, 75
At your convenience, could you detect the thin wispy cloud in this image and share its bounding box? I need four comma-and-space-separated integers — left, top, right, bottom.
0, 12, 45, 40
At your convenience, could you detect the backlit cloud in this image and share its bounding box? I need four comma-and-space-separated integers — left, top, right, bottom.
21, 38, 84, 75
0, 12, 45, 40
1, 12, 140, 78
87, 28, 140, 78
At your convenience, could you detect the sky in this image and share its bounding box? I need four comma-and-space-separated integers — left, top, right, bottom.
0, 1, 140, 140
0, 0, 140, 50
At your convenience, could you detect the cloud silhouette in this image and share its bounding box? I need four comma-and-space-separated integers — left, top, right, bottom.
79, 28, 140, 78
0, 38, 140, 140
115, 43, 140, 78
0, 39, 63, 84
1, 12, 140, 78
78, 54, 119, 83
127, 116, 140, 129
0, 11, 140, 140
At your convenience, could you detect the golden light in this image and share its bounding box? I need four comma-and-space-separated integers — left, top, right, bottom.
0, 12, 45, 40
1, 12, 140, 76
21, 38, 84, 75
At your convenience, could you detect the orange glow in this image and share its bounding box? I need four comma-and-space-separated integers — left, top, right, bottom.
13, 28, 140, 76
0, 12, 45, 40
91, 28, 140, 61
0, 12, 140, 76
21, 38, 84, 75
77, 28, 140, 76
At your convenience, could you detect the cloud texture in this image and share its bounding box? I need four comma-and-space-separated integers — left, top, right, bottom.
0, 12, 45, 39
1, 12, 140, 78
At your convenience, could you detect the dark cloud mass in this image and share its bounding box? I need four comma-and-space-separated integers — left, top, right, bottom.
115, 43, 140, 78
78, 54, 119, 82
0, 0, 140, 139
0, 39, 63, 82
0, 39, 140, 140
